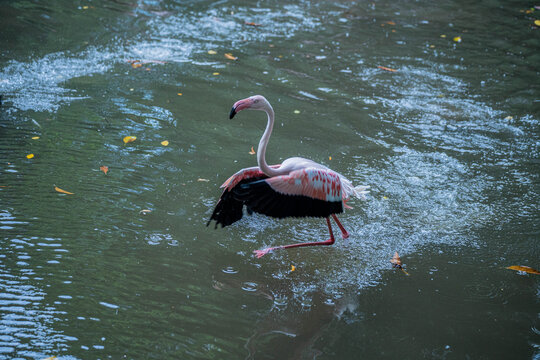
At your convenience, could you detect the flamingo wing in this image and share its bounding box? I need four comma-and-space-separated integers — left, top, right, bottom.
208, 165, 280, 228
233, 168, 344, 219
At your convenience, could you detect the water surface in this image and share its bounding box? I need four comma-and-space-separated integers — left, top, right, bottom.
1, 0, 539, 358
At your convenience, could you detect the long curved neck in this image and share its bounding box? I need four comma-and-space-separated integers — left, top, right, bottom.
257, 103, 282, 177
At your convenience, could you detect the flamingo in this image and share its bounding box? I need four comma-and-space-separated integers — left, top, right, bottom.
207, 95, 369, 258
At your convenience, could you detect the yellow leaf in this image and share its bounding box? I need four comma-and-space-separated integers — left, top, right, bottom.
208, 50, 217, 55
440, 34, 446, 38
224, 53, 238, 60
197, 178, 210, 182
383, 196, 389, 200
41, 357, 57, 360
453, 36, 462, 43
131, 62, 142, 69
385, 21, 396, 25
535, 20, 540, 26
177, 93, 183, 96
329, 156, 332, 160
100, 166, 108, 174
32, 136, 40, 140
213, 72, 220, 75
290, 265, 296, 272
504, 116, 513, 121
161, 140, 169, 146
249, 146, 256, 155
123, 136, 137, 144
54, 186, 74, 195
26, 153, 34, 159
506, 265, 540, 275
377, 65, 398, 72
293, 110, 300, 114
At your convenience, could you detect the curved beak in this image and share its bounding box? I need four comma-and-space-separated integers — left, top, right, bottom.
229, 98, 252, 119
229, 106, 237, 119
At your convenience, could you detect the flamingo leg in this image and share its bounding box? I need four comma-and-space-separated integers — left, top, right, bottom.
253, 217, 336, 258
331, 214, 350, 239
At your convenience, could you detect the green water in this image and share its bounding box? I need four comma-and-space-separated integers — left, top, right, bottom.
0, 0, 539, 359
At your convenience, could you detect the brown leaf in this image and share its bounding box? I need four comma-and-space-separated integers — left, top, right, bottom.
54, 186, 74, 195
378, 65, 398, 72
224, 53, 238, 60
506, 265, 540, 275
385, 20, 396, 25
100, 166, 109, 175
249, 146, 256, 155
390, 251, 402, 267
245, 21, 262, 27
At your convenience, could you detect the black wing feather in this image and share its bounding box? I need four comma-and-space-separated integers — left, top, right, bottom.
207, 175, 268, 228
234, 179, 343, 219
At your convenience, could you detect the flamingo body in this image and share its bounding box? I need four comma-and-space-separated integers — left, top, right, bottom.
207, 95, 369, 257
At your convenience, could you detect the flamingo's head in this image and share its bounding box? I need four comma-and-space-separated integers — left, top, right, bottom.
229, 95, 269, 119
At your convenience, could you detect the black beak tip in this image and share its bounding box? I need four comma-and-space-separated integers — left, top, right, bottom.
229, 107, 236, 119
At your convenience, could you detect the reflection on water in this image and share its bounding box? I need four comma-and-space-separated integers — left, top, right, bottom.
0, 0, 539, 358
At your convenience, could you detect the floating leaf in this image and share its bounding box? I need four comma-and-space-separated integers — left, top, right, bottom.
54, 186, 74, 195
290, 265, 296, 272
100, 166, 109, 174
197, 178, 210, 182
377, 65, 398, 72
26, 153, 34, 159
32, 136, 40, 140
245, 21, 262, 26
440, 34, 446, 38
161, 140, 169, 146
123, 136, 137, 144
139, 209, 152, 215
384, 20, 396, 25
177, 92, 183, 96
224, 53, 238, 60
504, 116, 513, 121
213, 72, 220, 75
249, 146, 256, 155
293, 110, 300, 114
329, 156, 332, 160
535, 20, 540, 26
131, 62, 142, 69
390, 251, 402, 267
391, 251, 409, 275
383, 196, 389, 200
453, 36, 462, 43
506, 265, 540, 275
208, 50, 217, 55
41, 357, 57, 360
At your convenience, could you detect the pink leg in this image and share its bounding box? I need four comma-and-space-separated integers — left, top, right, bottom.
331, 214, 349, 239
253, 217, 336, 258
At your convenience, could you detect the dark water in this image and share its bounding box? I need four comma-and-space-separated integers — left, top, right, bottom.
0, 0, 539, 358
